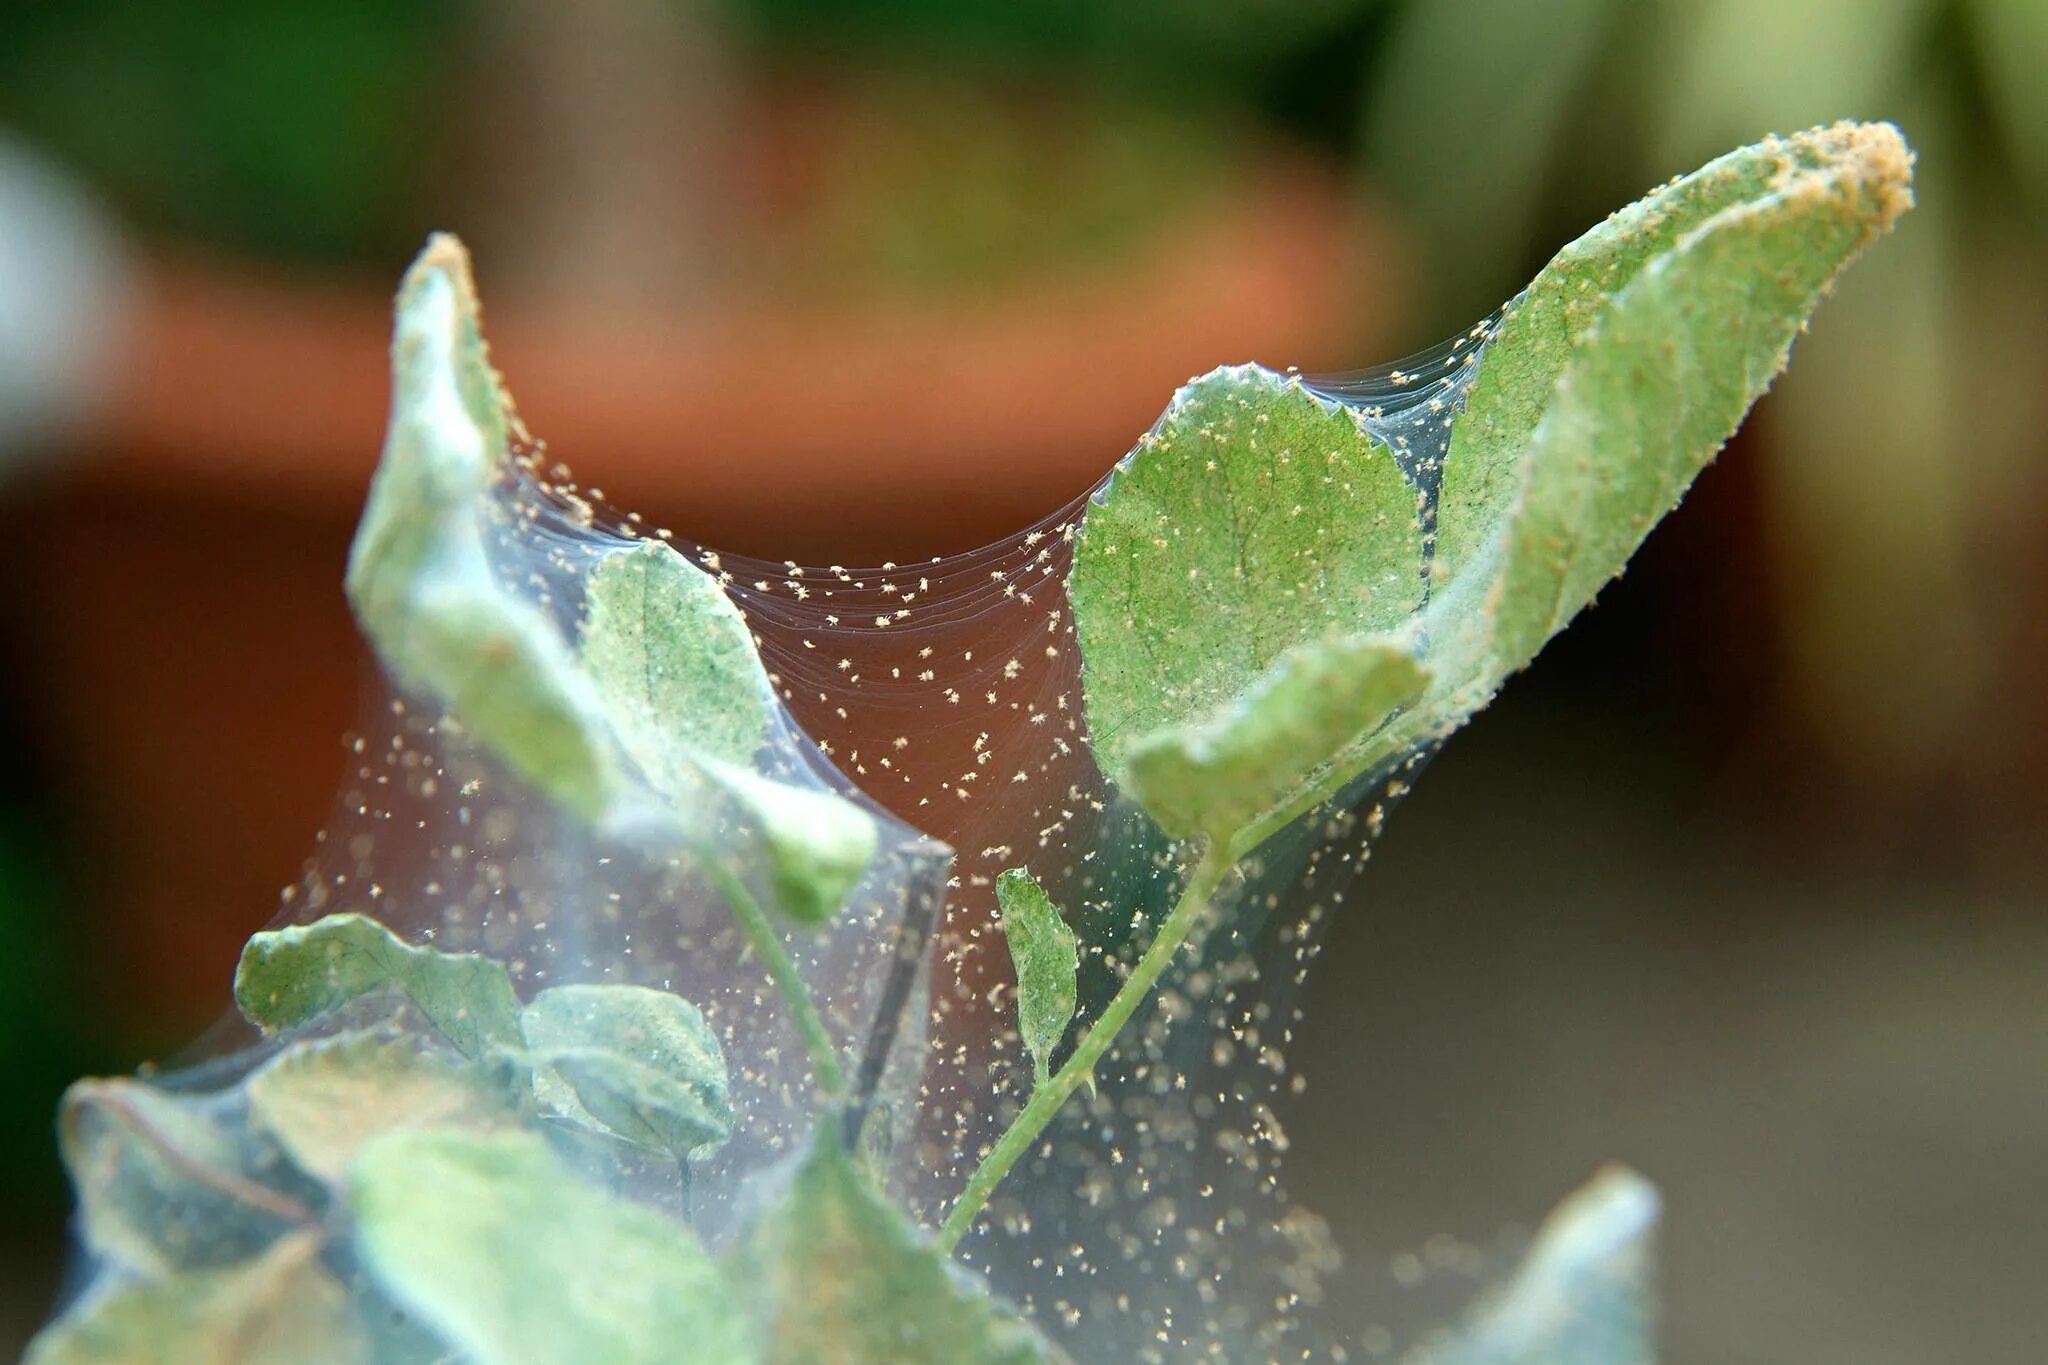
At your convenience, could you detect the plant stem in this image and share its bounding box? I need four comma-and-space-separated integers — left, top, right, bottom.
934, 839, 1234, 1253
705, 860, 847, 1099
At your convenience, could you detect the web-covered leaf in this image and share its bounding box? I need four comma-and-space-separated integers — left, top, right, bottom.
245, 1032, 517, 1184
732, 1129, 1062, 1364
58, 1079, 314, 1278
1430, 1166, 1660, 1365
347, 1128, 755, 1365
1072, 123, 1913, 854
520, 984, 734, 1161
234, 912, 523, 1060
994, 868, 1078, 1088
25, 1230, 368, 1365
345, 244, 877, 925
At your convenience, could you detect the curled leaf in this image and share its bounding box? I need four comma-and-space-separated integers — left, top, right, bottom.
233, 912, 523, 1061
1122, 635, 1429, 845
58, 1078, 313, 1278
520, 984, 734, 1161
348, 1128, 754, 1365
25, 1230, 368, 1365
994, 869, 1079, 1088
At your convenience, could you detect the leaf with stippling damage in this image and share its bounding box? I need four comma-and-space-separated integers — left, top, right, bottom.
520, 984, 733, 1161
349, 1128, 755, 1365
25, 1230, 368, 1365
234, 912, 522, 1061
1072, 123, 1914, 859
994, 869, 1078, 1089
579, 544, 878, 927
1071, 364, 1426, 795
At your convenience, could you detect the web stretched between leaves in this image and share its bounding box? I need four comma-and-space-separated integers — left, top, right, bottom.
226, 316, 1494, 1361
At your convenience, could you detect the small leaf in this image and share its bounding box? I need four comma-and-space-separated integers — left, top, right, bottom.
993, 869, 1078, 1089
1122, 636, 1430, 844
59, 1078, 314, 1278
1433, 1166, 1660, 1365
245, 1032, 516, 1184
581, 540, 775, 776
25, 1230, 369, 1365
1070, 365, 1425, 787
579, 543, 878, 926
733, 1129, 1060, 1364
234, 912, 523, 1060
348, 1128, 755, 1365
520, 984, 734, 1161
703, 758, 879, 927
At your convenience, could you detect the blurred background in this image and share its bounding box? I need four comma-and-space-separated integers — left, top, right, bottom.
0, 0, 2041, 1359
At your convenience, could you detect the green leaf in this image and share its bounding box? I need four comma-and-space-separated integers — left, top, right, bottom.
245, 1032, 516, 1184
1071, 125, 1913, 855
703, 758, 880, 927
1456, 122, 1917, 677
25, 1230, 369, 1365
1070, 364, 1426, 789
1433, 1166, 1660, 1365
580, 540, 775, 775
58, 1078, 314, 1278
234, 912, 523, 1061
520, 984, 734, 1161
348, 1127, 756, 1365
1123, 635, 1430, 844
346, 235, 622, 820
579, 543, 879, 927
994, 869, 1079, 1088
733, 1129, 1059, 1364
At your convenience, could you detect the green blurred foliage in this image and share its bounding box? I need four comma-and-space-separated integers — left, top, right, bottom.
0, 0, 456, 263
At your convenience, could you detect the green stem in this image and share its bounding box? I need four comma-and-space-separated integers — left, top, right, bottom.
934, 840, 1234, 1253
705, 860, 848, 1099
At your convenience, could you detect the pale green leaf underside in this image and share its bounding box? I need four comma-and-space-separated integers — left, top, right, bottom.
245, 1032, 515, 1184
520, 983, 734, 1160
1073, 123, 1912, 852
346, 236, 875, 926
733, 1130, 1057, 1364
1124, 635, 1429, 844
1434, 1166, 1660, 1365
348, 1128, 755, 1365
233, 912, 523, 1060
25, 1231, 368, 1365
994, 868, 1079, 1088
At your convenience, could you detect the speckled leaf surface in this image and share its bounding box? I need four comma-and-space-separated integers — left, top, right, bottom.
520, 984, 734, 1160
234, 912, 523, 1060
1072, 124, 1913, 854
994, 868, 1078, 1087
